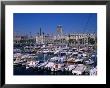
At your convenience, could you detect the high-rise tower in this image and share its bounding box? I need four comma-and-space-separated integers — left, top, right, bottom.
40, 27, 42, 36
56, 25, 63, 39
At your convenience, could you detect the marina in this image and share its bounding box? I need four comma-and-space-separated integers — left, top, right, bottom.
14, 43, 97, 75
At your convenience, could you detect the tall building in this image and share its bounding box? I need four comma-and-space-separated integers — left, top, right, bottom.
56, 25, 63, 39
40, 27, 42, 36
36, 28, 45, 44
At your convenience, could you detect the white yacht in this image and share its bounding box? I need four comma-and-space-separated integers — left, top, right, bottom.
66, 65, 76, 71
72, 64, 86, 75
26, 61, 39, 69
42, 49, 50, 53
85, 59, 94, 65
90, 67, 97, 75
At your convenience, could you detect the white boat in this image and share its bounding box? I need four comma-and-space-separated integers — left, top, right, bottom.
38, 62, 48, 67
51, 68, 55, 71
67, 50, 73, 55
91, 54, 96, 57
42, 49, 50, 53
65, 67, 69, 71
72, 64, 86, 75
54, 50, 60, 54
26, 66, 29, 69
45, 62, 63, 71
21, 54, 29, 59
85, 59, 94, 65
50, 56, 66, 62
82, 53, 87, 57
67, 65, 76, 71
50, 56, 59, 61
75, 59, 83, 62
51, 63, 63, 72
90, 67, 97, 75
45, 62, 54, 68
72, 52, 78, 55
26, 61, 39, 68
60, 56, 66, 62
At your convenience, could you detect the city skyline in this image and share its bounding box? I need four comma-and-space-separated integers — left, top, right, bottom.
14, 13, 97, 36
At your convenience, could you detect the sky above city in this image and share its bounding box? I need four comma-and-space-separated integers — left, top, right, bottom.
14, 13, 97, 36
